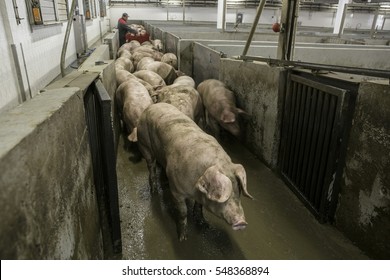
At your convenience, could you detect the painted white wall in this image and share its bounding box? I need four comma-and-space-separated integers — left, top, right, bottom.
109, 5, 389, 31
0, 0, 21, 112
0, 0, 111, 113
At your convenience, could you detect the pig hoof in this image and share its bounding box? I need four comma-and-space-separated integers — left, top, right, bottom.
178, 227, 188, 241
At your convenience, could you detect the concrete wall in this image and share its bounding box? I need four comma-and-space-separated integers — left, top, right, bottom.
0, 75, 103, 259
335, 81, 390, 259
219, 59, 283, 167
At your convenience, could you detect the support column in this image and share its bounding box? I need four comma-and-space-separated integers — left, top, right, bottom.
217, 0, 226, 31
276, 0, 299, 61
333, 0, 351, 35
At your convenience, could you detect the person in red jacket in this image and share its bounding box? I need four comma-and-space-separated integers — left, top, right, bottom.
117, 13, 137, 46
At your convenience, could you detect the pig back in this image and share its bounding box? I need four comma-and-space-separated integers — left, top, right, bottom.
137, 103, 234, 188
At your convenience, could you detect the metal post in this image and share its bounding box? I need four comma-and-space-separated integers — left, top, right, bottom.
222, 0, 227, 32
276, 0, 299, 61
183, 0, 185, 23
286, 0, 299, 61
370, 8, 379, 38
338, 4, 348, 37
241, 0, 266, 57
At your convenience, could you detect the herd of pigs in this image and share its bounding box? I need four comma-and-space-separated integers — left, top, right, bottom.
115, 37, 253, 241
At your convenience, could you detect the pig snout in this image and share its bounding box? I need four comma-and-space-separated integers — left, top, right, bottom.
232, 220, 248, 231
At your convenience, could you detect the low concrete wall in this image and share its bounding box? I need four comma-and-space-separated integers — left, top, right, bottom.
192, 42, 221, 86
335, 81, 390, 259
103, 31, 119, 60
0, 74, 103, 259
219, 59, 283, 168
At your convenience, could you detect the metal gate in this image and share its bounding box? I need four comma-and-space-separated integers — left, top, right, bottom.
278, 71, 355, 222
84, 80, 121, 256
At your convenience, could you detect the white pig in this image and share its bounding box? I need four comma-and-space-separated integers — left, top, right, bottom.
197, 79, 250, 139
155, 84, 204, 123
116, 79, 153, 142
137, 103, 253, 241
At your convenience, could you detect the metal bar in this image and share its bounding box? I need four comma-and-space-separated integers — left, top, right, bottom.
314, 95, 337, 212
19, 43, 32, 99
282, 79, 296, 175
370, 8, 379, 38
296, 86, 312, 190
287, 82, 301, 179
309, 92, 328, 206
240, 55, 390, 79
291, 83, 307, 185
95, 80, 122, 254
241, 0, 266, 56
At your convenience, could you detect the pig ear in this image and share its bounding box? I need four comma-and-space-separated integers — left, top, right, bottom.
195, 166, 233, 203
234, 164, 253, 199
237, 108, 251, 120
221, 110, 235, 124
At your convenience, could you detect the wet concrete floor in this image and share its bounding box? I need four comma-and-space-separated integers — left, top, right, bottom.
116, 135, 368, 260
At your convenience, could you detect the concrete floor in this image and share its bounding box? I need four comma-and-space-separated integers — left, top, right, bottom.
116, 134, 369, 260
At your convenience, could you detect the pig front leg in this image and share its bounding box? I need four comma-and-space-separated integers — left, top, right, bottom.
193, 201, 208, 227
170, 191, 188, 241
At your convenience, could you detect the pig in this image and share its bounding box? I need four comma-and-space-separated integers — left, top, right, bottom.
116, 79, 153, 142
133, 70, 166, 89
151, 39, 163, 51
115, 56, 134, 73
161, 53, 178, 69
140, 61, 178, 85
197, 79, 250, 139
137, 57, 155, 71
116, 69, 155, 97
117, 49, 132, 60
118, 41, 140, 54
137, 103, 253, 241
173, 75, 196, 88
155, 84, 204, 123
131, 51, 163, 69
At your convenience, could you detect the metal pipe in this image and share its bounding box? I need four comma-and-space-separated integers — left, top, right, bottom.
241, 0, 266, 57
240, 55, 390, 79
11, 44, 27, 103
20, 43, 32, 99
60, 0, 78, 77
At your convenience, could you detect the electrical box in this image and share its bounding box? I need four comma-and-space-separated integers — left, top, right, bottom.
236, 13, 243, 24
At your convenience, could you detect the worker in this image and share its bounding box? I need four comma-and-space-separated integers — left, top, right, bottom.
117, 13, 137, 46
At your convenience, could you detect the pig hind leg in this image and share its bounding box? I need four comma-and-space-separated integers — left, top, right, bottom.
137, 143, 159, 193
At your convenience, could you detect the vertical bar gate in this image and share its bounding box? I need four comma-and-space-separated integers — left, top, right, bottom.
279, 72, 352, 222
84, 80, 122, 256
